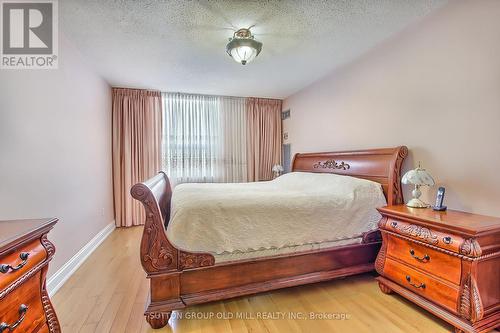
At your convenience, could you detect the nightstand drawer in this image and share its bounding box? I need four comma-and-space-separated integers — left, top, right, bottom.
386, 235, 461, 285
0, 239, 47, 291
383, 218, 464, 254
0, 271, 47, 333
383, 258, 459, 314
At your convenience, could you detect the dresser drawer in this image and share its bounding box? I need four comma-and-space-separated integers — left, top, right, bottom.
383, 218, 464, 255
0, 239, 47, 291
383, 258, 459, 314
386, 234, 462, 285
0, 271, 47, 333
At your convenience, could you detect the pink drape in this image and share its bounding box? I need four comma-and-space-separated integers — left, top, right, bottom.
246, 97, 283, 181
112, 88, 162, 227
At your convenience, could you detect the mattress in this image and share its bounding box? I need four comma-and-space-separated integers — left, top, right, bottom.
166, 172, 386, 255
213, 237, 363, 263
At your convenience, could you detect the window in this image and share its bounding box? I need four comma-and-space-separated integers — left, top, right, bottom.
162, 93, 247, 184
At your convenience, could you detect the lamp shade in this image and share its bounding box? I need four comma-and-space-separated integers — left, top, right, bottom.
226, 28, 263, 65
272, 164, 284, 173
227, 40, 261, 65
402, 167, 435, 186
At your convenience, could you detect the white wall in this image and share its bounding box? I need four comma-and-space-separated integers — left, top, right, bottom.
0, 35, 114, 276
283, 0, 500, 217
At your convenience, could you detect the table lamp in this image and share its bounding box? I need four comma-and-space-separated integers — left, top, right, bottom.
272, 164, 284, 178
401, 163, 435, 208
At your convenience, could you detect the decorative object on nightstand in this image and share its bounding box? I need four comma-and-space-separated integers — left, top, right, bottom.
272, 164, 284, 178
375, 205, 500, 333
0, 218, 61, 333
433, 186, 447, 211
401, 163, 435, 208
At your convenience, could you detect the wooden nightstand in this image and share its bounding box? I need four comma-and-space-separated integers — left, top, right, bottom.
376, 205, 500, 333
0, 219, 61, 333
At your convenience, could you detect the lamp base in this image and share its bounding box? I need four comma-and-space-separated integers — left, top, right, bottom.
406, 198, 430, 208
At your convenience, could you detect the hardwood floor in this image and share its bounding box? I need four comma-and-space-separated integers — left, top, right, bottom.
52, 227, 460, 333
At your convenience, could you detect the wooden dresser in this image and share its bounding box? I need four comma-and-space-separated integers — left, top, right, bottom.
376, 205, 500, 333
0, 219, 61, 333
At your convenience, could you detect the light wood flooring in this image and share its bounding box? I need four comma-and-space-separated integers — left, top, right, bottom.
52, 227, 461, 333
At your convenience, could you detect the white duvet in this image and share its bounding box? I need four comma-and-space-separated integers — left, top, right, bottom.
166, 172, 386, 254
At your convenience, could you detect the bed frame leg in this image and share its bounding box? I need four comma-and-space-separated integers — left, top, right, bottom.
146, 311, 171, 329
378, 281, 393, 294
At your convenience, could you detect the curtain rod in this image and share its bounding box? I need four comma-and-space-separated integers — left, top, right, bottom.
111, 87, 283, 101
164, 91, 283, 101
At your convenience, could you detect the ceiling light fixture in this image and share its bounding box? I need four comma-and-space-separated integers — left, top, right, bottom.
226, 28, 263, 65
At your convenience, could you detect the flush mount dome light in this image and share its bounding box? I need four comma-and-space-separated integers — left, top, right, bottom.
226, 28, 263, 65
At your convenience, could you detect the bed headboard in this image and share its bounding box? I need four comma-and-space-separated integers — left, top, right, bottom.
292, 146, 408, 205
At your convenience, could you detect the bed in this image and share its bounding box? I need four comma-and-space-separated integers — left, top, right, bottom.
131, 146, 408, 328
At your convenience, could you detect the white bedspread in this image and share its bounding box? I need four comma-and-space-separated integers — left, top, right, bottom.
166, 172, 386, 254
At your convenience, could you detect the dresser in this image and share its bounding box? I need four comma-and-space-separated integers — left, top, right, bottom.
0, 219, 61, 333
376, 205, 500, 333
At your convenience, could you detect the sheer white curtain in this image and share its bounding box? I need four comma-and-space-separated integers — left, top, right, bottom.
220, 97, 247, 182
162, 93, 247, 184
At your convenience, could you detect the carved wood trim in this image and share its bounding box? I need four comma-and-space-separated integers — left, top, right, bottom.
131, 173, 216, 274
40, 264, 61, 333
179, 251, 215, 270
375, 233, 387, 275
143, 217, 176, 270
375, 244, 386, 275
131, 181, 178, 273
42, 291, 61, 333
313, 159, 350, 170
390, 222, 439, 245
40, 236, 61, 332
458, 274, 484, 323
391, 146, 408, 205
378, 281, 393, 294
460, 239, 482, 258
145, 311, 171, 329
41, 234, 55, 257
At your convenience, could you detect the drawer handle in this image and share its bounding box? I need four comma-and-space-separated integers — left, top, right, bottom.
0, 253, 30, 274
0, 304, 28, 332
391, 221, 398, 228
409, 249, 430, 262
405, 275, 426, 289
443, 236, 452, 244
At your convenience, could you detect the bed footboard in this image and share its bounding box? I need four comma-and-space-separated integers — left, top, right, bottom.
131, 172, 178, 274
131, 172, 216, 328
131, 172, 216, 274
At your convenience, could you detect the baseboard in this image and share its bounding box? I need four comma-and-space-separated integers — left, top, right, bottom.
47, 221, 116, 297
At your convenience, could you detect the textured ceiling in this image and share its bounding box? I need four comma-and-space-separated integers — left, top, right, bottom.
61, 0, 447, 98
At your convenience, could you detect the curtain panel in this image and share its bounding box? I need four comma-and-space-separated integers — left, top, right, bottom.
220, 96, 248, 182
112, 88, 162, 227
162, 93, 247, 184
246, 97, 283, 181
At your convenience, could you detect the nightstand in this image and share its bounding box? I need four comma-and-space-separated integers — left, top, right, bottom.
0, 219, 61, 333
375, 205, 500, 333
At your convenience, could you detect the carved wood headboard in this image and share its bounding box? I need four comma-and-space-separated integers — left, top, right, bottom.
291, 146, 408, 205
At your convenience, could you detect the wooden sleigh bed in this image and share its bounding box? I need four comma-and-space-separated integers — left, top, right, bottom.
131, 146, 408, 328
